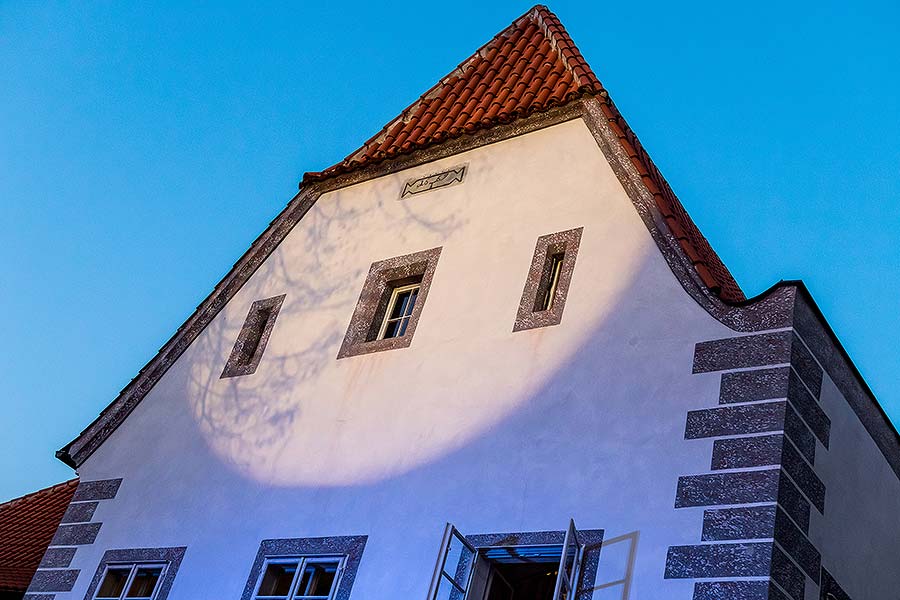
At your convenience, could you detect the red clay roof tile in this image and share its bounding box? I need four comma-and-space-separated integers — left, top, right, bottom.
303, 5, 744, 302
0, 479, 78, 592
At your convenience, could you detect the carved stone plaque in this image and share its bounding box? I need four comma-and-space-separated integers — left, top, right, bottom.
400, 164, 467, 198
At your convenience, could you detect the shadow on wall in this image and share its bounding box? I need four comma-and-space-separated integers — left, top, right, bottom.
153, 233, 706, 599
592, 531, 639, 600
186, 189, 473, 479
179, 210, 697, 493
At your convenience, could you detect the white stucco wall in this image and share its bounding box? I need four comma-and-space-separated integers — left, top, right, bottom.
64, 118, 741, 600
809, 371, 900, 600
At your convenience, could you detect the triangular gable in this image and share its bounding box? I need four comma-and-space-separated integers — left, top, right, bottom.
304, 5, 603, 182
304, 5, 743, 302
59, 5, 746, 468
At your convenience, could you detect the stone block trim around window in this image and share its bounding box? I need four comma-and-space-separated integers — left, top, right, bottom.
513, 227, 583, 332
337, 247, 441, 359
221, 294, 286, 378
81, 547, 186, 600
239, 535, 368, 600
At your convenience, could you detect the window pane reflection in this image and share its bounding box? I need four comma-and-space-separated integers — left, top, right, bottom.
97, 568, 131, 599
296, 561, 339, 597
125, 567, 163, 598
258, 562, 299, 597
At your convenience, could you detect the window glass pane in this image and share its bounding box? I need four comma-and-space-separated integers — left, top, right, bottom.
404, 288, 419, 317
397, 316, 411, 337
258, 562, 299, 597
389, 290, 412, 319
539, 253, 564, 311
383, 318, 402, 339
296, 561, 339, 597
97, 568, 131, 599
125, 567, 163, 598
443, 533, 474, 590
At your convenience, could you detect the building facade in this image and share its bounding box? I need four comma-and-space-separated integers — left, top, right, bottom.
26, 6, 899, 600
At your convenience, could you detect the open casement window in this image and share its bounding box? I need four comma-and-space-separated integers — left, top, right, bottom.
554, 520, 580, 600
427, 525, 478, 600
253, 556, 345, 600
94, 563, 166, 600
428, 521, 583, 600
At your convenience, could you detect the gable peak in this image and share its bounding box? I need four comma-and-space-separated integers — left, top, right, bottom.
303, 5, 605, 183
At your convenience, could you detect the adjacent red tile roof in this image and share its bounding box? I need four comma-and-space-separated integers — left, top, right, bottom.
0, 479, 78, 593
303, 5, 743, 302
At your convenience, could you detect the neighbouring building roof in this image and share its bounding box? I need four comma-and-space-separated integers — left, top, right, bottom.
304, 5, 744, 302
0, 479, 78, 595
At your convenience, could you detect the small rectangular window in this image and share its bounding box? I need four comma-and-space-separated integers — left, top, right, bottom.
95, 564, 165, 600
536, 252, 565, 312
337, 247, 441, 359
253, 557, 343, 600
513, 228, 583, 332
379, 282, 421, 339
221, 294, 286, 378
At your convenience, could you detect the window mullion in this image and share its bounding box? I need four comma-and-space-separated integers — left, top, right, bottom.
287, 557, 307, 600
118, 565, 139, 600
328, 557, 345, 600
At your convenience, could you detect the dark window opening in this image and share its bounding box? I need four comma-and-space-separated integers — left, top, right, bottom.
254, 558, 341, 600
95, 564, 164, 600
536, 251, 565, 312
236, 307, 271, 366
428, 521, 582, 600
221, 294, 285, 378
482, 546, 563, 600
513, 228, 582, 332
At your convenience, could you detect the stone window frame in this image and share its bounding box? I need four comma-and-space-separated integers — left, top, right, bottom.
81, 547, 186, 600
337, 247, 442, 359
446, 527, 604, 600
239, 535, 368, 600
221, 294, 286, 378
513, 227, 583, 332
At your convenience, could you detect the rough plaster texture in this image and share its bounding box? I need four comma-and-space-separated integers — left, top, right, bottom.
57, 119, 737, 600
51, 116, 899, 600
809, 372, 900, 599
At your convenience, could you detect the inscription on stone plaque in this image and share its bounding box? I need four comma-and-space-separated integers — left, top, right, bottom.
400, 164, 467, 198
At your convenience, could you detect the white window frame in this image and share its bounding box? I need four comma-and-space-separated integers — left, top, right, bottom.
377, 282, 421, 340
427, 521, 583, 600
253, 555, 346, 600
540, 252, 565, 311
93, 562, 168, 600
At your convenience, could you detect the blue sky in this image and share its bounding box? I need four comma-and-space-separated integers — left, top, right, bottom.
1, 1, 898, 502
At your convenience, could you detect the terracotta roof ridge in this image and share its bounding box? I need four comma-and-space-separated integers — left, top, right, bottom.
0, 478, 77, 509
314, 4, 604, 178
530, 5, 603, 93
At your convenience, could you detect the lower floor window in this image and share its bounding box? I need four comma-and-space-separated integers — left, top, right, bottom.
240, 536, 367, 600
428, 521, 603, 600
95, 564, 164, 600
84, 547, 186, 600
255, 557, 343, 599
